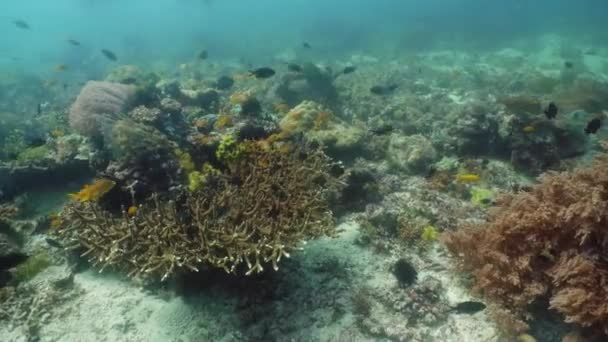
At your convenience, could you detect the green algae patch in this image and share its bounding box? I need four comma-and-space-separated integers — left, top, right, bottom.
14, 252, 52, 283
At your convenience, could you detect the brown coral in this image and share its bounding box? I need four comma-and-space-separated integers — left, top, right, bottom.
69, 81, 136, 138
53, 142, 336, 281
443, 156, 608, 335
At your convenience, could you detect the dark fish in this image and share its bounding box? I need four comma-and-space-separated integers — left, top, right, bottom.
13, 20, 29, 29
564, 61, 574, 69
370, 84, 398, 95
215, 75, 234, 90
451, 301, 486, 314
302, 42, 311, 49
198, 49, 208, 60
287, 63, 303, 72
36, 103, 42, 116
249, 67, 276, 79
370, 124, 393, 135
100, 49, 117, 61
343, 66, 356, 74
585, 117, 602, 134
544, 102, 558, 119
45, 237, 63, 249
63, 83, 68, 91
67, 39, 81, 46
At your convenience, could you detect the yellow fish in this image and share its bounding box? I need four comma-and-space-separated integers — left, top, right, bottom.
522, 125, 535, 133
456, 173, 481, 183
69, 178, 116, 202
127, 205, 138, 216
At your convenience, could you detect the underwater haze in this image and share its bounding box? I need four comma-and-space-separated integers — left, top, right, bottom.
2, 0, 608, 341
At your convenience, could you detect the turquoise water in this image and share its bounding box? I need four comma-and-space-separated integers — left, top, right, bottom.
1, 1, 608, 341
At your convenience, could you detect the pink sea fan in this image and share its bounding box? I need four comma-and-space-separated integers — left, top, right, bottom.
69, 81, 136, 138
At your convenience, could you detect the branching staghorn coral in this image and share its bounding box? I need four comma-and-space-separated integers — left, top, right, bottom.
443, 155, 608, 335
54, 142, 336, 281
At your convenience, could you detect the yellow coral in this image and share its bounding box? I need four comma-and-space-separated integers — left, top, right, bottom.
421, 225, 439, 241
69, 178, 116, 203
174, 148, 195, 173
188, 163, 220, 192
215, 114, 234, 129
313, 111, 331, 130
229, 90, 251, 105
215, 134, 245, 164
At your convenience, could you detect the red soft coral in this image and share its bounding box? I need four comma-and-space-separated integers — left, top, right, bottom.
443, 156, 608, 335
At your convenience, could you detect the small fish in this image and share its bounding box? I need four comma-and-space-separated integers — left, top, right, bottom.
249, 67, 276, 79
127, 205, 138, 216
370, 124, 393, 135
287, 63, 303, 72
67, 39, 81, 46
522, 125, 535, 133
100, 49, 117, 61
198, 49, 208, 60
564, 61, 574, 69
370, 84, 398, 95
302, 42, 311, 49
585, 117, 602, 134
36, 103, 42, 116
45, 237, 63, 249
54, 64, 67, 72
342, 66, 356, 74
456, 174, 481, 182
450, 301, 486, 314
13, 20, 29, 29
543, 102, 558, 119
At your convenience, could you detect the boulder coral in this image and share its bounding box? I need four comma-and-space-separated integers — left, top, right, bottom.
69, 81, 136, 138
443, 154, 608, 335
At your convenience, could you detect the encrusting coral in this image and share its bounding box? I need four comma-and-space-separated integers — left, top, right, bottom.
53, 141, 337, 281
443, 154, 608, 335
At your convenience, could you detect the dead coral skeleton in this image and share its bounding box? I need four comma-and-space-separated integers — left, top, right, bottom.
54, 143, 336, 281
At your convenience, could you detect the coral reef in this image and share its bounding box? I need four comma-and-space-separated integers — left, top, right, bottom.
53, 142, 337, 280
443, 155, 608, 335
279, 101, 364, 156
387, 134, 437, 174
69, 81, 136, 139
